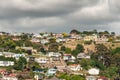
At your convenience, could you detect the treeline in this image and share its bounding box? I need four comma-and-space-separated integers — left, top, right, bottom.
70, 29, 115, 35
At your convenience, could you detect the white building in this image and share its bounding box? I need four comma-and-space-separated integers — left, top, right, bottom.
13, 54, 25, 60
2, 76, 17, 80
41, 39, 49, 44
77, 53, 90, 59
0, 61, 14, 66
47, 52, 61, 57
68, 64, 82, 71
35, 57, 48, 64
3, 52, 15, 58
84, 34, 98, 41
30, 38, 40, 43
0, 52, 3, 56
63, 54, 76, 62
56, 38, 66, 43
46, 68, 57, 76
88, 68, 100, 75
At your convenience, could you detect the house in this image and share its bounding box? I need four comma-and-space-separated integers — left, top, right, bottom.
77, 53, 90, 59
3, 52, 15, 58
0, 52, 3, 56
63, 54, 76, 62
84, 34, 98, 41
30, 38, 40, 43
12, 37, 21, 41
56, 65, 66, 72
56, 38, 66, 43
67, 64, 82, 71
33, 34, 42, 38
10, 32, 22, 36
0, 61, 14, 66
33, 69, 44, 73
18, 47, 37, 54
41, 39, 49, 44
2, 76, 18, 80
13, 54, 25, 60
43, 33, 50, 37
35, 57, 48, 64
47, 52, 61, 57
96, 35, 108, 42
34, 73, 44, 80
70, 34, 82, 40
86, 76, 97, 80
88, 68, 100, 75
46, 68, 57, 76
3, 73, 17, 78
97, 76, 109, 80
0, 70, 7, 75
20, 47, 33, 51
47, 52, 61, 61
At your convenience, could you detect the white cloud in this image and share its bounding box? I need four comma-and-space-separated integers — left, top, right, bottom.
0, 0, 119, 33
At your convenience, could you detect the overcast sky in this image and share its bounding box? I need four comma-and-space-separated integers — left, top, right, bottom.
0, 0, 120, 34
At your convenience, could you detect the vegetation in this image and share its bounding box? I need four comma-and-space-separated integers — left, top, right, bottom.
58, 73, 85, 80
0, 56, 16, 61
13, 57, 27, 71
72, 44, 84, 57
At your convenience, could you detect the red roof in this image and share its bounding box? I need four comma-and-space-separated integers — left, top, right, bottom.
97, 76, 108, 80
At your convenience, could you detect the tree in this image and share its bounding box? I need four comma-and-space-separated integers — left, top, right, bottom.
49, 38, 56, 43
92, 44, 111, 67
40, 47, 46, 53
65, 48, 71, 53
111, 32, 115, 36
49, 43, 59, 52
60, 46, 66, 51
112, 47, 120, 55
14, 57, 27, 71
76, 44, 84, 53
71, 44, 84, 57
70, 29, 80, 34
80, 59, 91, 70
100, 67, 118, 78
72, 49, 79, 57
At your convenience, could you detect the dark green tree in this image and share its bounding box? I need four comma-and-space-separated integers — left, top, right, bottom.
60, 46, 66, 51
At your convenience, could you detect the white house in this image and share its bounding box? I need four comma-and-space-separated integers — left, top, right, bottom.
86, 76, 97, 80
70, 34, 82, 40
33, 34, 42, 38
54, 33, 63, 38
63, 54, 76, 62
46, 68, 57, 76
30, 38, 40, 43
47, 52, 61, 57
2, 75, 17, 80
96, 35, 108, 42
35, 57, 48, 64
84, 34, 98, 41
68, 64, 82, 71
43, 33, 50, 37
13, 54, 25, 60
41, 39, 49, 44
0, 52, 3, 56
88, 68, 100, 75
10, 32, 22, 36
47, 52, 62, 61
56, 38, 66, 43
77, 53, 90, 59
0, 61, 14, 66
3, 52, 15, 58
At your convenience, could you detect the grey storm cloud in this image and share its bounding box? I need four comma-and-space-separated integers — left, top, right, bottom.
0, 0, 120, 34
